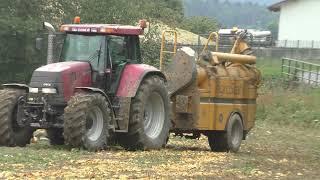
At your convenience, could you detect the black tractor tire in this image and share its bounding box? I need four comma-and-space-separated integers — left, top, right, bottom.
208, 113, 243, 152
118, 76, 170, 150
63, 93, 112, 151
0, 89, 34, 147
47, 128, 64, 145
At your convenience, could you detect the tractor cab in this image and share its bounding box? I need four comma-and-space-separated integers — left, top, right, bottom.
59, 22, 145, 93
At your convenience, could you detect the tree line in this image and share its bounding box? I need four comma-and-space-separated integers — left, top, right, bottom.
1, 0, 215, 34
183, 0, 278, 30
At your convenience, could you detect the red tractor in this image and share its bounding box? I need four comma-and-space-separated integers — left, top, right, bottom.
0, 19, 170, 151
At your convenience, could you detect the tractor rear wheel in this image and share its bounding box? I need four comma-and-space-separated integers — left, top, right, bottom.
119, 76, 170, 150
0, 89, 34, 147
208, 114, 243, 152
47, 128, 64, 145
63, 93, 112, 151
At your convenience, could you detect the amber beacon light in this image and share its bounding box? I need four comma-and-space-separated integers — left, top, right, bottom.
73, 16, 81, 24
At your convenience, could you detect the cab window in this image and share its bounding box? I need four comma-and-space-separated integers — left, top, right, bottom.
61, 34, 105, 71
108, 36, 127, 66
107, 35, 141, 64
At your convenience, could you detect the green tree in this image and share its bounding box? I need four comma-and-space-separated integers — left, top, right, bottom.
0, 0, 79, 33
267, 19, 279, 40
0, 0, 80, 83
79, 0, 183, 26
180, 16, 219, 34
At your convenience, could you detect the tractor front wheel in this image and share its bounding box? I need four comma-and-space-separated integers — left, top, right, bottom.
119, 76, 170, 150
0, 89, 34, 147
63, 93, 112, 151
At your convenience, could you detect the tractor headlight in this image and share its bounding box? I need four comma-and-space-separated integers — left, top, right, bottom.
42, 88, 57, 94
29, 87, 39, 93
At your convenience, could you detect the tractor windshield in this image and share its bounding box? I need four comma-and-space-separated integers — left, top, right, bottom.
61, 34, 104, 71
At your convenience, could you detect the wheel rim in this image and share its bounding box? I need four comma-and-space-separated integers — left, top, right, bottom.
86, 106, 104, 142
231, 120, 242, 146
144, 92, 165, 139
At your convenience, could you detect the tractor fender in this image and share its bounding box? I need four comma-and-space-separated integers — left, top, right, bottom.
2, 83, 29, 92
75, 87, 112, 106
116, 64, 166, 97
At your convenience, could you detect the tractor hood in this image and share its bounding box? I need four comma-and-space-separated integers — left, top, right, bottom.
32, 61, 91, 83
29, 61, 92, 103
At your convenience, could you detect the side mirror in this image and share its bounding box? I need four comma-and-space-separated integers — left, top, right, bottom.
35, 37, 43, 51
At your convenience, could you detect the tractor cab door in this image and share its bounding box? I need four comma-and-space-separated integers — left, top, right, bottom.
105, 35, 141, 94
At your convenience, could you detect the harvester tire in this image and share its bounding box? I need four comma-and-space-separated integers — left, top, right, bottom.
119, 76, 170, 150
0, 89, 34, 147
47, 128, 64, 145
208, 114, 243, 152
64, 93, 112, 151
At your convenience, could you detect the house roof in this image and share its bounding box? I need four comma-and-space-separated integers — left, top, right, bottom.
268, 0, 292, 12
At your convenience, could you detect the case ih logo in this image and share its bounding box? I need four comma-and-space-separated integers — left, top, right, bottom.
43, 83, 52, 87
71, 27, 98, 33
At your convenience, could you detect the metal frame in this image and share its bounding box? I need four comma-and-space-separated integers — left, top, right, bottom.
159, 30, 177, 71
201, 32, 219, 54
281, 58, 320, 86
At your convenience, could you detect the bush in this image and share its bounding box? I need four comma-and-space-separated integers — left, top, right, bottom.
257, 78, 320, 128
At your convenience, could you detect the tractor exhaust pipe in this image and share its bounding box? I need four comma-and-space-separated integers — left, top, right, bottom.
43, 22, 56, 64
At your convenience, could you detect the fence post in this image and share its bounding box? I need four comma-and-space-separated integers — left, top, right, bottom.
284, 40, 287, 48
316, 66, 320, 86
295, 60, 298, 81
281, 58, 284, 75
311, 40, 314, 49
302, 63, 305, 82
288, 59, 291, 78
308, 64, 312, 85
297, 40, 300, 48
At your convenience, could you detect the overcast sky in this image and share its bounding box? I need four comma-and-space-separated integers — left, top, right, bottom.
220, 0, 279, 5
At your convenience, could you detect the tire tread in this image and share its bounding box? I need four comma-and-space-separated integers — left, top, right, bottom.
64, 93, 111, 151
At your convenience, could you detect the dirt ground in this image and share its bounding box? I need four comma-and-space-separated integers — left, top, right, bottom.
0, 121, 319, 179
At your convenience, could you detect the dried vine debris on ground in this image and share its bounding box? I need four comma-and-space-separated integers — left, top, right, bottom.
0, 121, 319, 179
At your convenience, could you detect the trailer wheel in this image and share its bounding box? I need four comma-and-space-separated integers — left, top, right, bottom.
47, 128, 64, 145
0, 89, 34, 147
208, 114, 243, 152
64, 93, 112, 151
119, 76, 170, 150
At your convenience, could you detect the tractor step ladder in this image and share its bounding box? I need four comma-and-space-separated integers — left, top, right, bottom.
160, 30, 178, 71
160, 30, 197, 96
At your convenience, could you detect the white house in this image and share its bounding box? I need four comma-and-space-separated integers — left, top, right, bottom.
269, 0, 320, 48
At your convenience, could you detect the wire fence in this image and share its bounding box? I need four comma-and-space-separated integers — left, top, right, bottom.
276, 40, 320, 49
281, 58, 320, 86
181, 33, 320, 50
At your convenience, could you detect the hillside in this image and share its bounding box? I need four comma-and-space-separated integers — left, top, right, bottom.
183, 0, 279, 29
197, 0, 279, 5
222, 0, 278, 5
143, 22, 208, 44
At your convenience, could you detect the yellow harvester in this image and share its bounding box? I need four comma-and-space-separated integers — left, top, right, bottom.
161, 30, 261, 152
